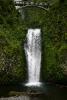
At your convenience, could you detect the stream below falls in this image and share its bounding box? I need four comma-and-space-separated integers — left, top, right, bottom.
0, 83, 67, 100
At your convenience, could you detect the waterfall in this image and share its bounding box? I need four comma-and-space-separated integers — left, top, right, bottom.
24, 29, 41, 87
14, 0, 22, 9
14, 0, 25, 19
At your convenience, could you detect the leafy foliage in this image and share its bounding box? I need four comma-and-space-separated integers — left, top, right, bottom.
0, 0, 67, 84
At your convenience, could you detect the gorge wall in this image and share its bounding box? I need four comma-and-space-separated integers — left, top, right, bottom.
0, 0, 67, 84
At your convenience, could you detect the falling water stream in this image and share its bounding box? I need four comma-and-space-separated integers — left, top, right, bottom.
0, 1, 66, 100
24, 29, 41, 87
14, 0, 42, 87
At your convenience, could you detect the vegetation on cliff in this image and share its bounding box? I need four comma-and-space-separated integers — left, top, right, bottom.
0, 0, 67, 84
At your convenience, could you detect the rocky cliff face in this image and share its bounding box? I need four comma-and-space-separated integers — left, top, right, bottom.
0, 0, 67, 84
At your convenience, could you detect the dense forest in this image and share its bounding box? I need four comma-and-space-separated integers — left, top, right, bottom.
0, 0, 67, 84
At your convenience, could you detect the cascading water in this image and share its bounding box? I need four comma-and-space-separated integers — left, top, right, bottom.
24, 29, 41, 87
14, 0, 42, 87
14, 0, 25, 19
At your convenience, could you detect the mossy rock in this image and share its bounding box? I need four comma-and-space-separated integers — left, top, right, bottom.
0, 28, 26, 84
0, 0, 67, 84
58, 44, 67, 75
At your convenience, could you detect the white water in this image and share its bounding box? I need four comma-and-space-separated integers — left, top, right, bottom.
24, 29, 41, 87
14, 0, 25, 19
14, 0, 22, 9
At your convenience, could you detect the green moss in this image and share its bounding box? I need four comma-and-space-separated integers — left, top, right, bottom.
41, 0, 67, 82
0, 27, 26, 84
64, 33, 67, 41
0, 0, 67, 84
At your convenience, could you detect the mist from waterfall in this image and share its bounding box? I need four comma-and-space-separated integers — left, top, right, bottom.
24, 29, 41, 87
